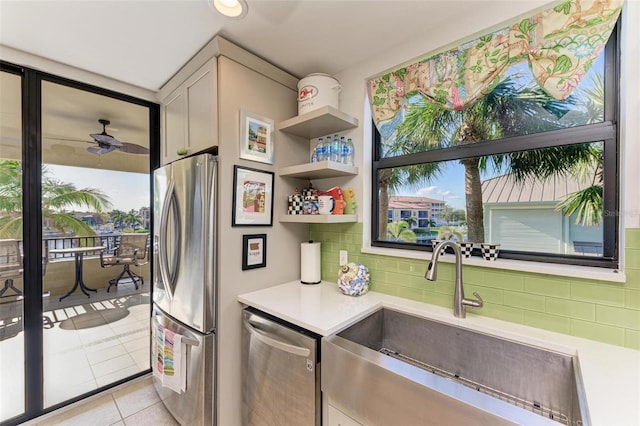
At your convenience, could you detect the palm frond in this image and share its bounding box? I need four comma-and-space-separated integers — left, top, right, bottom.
0, 217, 24, 239
556, 185, 603, 226
507, 144, 597, 183
576, 74, 604, 124
437, 226, 463, 241
44, 180, 112, 212
50, 213, 97, 236
387, 221, 417, 243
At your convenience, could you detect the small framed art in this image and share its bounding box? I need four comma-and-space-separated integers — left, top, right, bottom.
239, 110, 274, 164
232, 165, 274, 226
242, 234, 267, 270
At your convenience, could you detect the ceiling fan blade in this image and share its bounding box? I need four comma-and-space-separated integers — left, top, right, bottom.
87, 145, 117, 155
90, 132, 123, 147
117, 142, 150, 155
45, 136, 94, 144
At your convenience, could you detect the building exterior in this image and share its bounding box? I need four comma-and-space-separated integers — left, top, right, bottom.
387, 195, 445, 228
139, 206, 151, 230
482, 173, 602, 255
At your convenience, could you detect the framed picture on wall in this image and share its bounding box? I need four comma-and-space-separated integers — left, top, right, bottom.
242, 234, 267, 270
239, 109, 274, 164
232, 165, 274, 226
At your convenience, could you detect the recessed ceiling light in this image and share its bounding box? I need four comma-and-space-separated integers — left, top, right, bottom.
208, 0, 248, 19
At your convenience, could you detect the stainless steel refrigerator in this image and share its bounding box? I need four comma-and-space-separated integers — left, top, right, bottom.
152, 152, 218, 425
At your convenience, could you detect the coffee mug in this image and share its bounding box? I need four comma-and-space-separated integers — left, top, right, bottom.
317, 195, 335, 214
344, 200, 357, 215
332, 199, 346, 215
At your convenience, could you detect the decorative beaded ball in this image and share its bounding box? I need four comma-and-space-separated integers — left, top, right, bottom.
337, 262, 370, 297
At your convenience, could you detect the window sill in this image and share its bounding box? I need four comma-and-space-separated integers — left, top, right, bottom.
361, 245, 626, 283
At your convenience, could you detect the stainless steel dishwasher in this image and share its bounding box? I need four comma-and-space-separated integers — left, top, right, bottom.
242, 307, 321, 426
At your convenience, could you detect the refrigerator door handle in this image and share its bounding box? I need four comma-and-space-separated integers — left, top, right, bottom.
243, 318, 311, 357
158, 179, 179, 298
152, 315, 200, 347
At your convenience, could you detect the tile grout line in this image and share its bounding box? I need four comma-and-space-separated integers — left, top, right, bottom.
111, 393, 126, 424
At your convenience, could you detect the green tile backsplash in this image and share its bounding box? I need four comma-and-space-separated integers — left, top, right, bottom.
311, 223, 640, 350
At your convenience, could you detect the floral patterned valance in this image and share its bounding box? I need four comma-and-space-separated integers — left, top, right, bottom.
368, 0, 623, 129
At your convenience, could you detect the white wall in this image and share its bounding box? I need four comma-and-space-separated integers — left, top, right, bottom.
216, 55, 308, 426
333, 0, 640, 247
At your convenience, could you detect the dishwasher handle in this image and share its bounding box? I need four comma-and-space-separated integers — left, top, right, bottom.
243, 319, 311, 357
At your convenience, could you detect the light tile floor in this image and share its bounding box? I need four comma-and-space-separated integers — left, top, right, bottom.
0, 283, 153, 422
25, 376, 178, 426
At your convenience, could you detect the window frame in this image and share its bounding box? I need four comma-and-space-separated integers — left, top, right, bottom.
371, 25, 620, 269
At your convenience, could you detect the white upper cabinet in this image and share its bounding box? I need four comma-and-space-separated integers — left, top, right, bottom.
160, 58, 217, 165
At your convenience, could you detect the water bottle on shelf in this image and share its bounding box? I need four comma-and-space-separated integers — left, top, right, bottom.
340, 136, 347, 163
330, 134, 341, 162
345, 138, 355, 166
314, 137, 325, 162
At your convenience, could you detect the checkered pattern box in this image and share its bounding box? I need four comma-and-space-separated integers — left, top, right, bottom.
288, 190, 320, 215
459, 242, 474, 258
288, 193, 304, 215
480, 243, 500, 261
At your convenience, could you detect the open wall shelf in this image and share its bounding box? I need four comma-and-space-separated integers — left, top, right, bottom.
278, 161, 358, 180
278, 106, 359, 139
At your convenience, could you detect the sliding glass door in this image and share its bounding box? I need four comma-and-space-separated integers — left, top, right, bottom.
0, 62, 159, 425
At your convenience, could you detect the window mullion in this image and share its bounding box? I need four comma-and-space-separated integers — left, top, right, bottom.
377, 122, 616, 169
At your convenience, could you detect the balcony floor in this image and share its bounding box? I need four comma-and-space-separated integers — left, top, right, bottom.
0, 281, 151, 421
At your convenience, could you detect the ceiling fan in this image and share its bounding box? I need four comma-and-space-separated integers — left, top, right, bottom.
86, 119, 149, 155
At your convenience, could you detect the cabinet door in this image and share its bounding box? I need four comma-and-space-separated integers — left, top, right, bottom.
185, 58, 217, 155
162, 87, 185, 165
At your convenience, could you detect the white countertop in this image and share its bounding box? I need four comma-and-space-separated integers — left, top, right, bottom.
238, 281, 640, 426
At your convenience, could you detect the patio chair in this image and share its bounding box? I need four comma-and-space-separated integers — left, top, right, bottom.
100, 233, 149, 292
0, 239, 23, 298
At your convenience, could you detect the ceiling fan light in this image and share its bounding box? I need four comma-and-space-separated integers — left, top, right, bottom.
88, 145, 117, 155
209, 0, 248, 19
90, 132, 123, 146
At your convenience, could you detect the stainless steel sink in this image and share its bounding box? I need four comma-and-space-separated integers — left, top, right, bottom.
322, 308, 588, 426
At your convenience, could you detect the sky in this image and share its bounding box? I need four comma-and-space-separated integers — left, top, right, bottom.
395, 161, 467, 210
46, 164, 150, 212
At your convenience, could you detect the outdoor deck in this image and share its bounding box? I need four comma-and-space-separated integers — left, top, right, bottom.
0, 235, 151, 420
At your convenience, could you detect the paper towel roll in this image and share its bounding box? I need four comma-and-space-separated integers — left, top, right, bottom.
300, 241, 321, 284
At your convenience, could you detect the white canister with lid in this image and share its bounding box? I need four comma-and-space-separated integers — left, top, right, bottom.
297, 73, 341, 115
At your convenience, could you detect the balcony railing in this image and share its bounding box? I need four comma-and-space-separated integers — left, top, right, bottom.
9, 234, 148, 261
45, 235, 121, 260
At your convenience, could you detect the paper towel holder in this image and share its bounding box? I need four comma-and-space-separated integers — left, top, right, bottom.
300, 240, 321, 285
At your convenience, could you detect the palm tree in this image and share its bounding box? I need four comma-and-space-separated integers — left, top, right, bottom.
125, 210, 140, 230
387, 220, 417, 243
405, 216, 417, 228
392, 74, 595, 243
109, 209, 127, 231
0, 160, 112, 238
